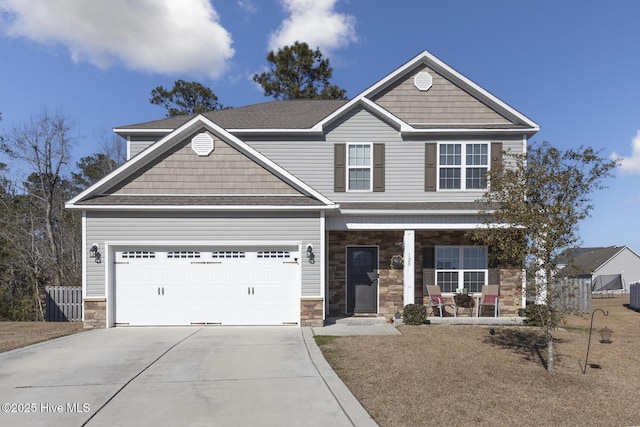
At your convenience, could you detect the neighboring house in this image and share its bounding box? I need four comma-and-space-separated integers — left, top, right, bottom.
557, 246, 640, 294
66, 50, 539, 328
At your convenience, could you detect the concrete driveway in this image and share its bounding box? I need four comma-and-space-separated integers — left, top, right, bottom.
0, 327, 376, 427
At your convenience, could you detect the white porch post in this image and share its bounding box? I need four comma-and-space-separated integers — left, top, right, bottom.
403, 230, 415, 306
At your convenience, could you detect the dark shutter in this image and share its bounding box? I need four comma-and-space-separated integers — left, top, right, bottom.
423, 269, 436, 287
422, 247, 435, 268
490, 142, 503, 191
334, 144, 346, 192
488, 269, 500, 285
373, 143, 385, 192
425, 143, 437, 191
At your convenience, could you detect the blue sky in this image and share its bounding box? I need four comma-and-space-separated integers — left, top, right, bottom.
1, 0, 639, 252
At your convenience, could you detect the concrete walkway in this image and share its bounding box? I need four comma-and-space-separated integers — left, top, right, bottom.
0, 327, 377, 427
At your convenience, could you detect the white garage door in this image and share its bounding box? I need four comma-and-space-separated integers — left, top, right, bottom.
114, 246, 301, 326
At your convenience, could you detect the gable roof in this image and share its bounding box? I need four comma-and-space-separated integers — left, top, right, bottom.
558, 246, 628, 276
68, 115, 337, 210
115, 50, 538, 138
317, 50, 539, 136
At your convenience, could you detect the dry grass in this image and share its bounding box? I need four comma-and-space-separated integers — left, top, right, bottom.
0, 321, 85, 353
319, 296, 640, 427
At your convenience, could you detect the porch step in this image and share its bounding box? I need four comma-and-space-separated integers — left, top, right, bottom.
328, 316, 389, 326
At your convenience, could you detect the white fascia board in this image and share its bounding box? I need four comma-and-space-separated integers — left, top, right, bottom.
66, 204, 339, 211
338, 50, 539, 131
338, 209, 483, 215
113, 128, 174, 134
69, 115, 335, 208
315, 97, 412, 133
419, 52, 540, 129
342, 222, 486, 230
69, 115, 209, 205
227, 128, 324, 135
402, 127, 539, 135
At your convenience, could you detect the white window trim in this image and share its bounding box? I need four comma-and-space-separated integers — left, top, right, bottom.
346, 142, 373, 192
436, 141, 490, 191
435, 246, 488, 293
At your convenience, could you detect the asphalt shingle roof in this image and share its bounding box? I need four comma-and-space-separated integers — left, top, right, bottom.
76, 195, 327, 207
558, 246, 625, 275
116, 100, 349, 131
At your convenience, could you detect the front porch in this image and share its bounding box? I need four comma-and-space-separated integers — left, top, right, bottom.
326, 230, 524, 322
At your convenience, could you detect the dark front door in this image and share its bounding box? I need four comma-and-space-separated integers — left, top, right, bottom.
346, 246, 378, 314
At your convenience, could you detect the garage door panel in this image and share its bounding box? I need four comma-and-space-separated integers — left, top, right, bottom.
114, 247, 301, 326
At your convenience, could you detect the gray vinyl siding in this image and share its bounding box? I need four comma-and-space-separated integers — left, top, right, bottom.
85, 211, 321, 298
128, 136, 164, 159
245, 108, 525, 203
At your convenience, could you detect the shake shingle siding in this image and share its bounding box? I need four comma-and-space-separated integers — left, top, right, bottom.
113, 137, 300, 195
85, 211, 322, 298
371, 63, 517, 126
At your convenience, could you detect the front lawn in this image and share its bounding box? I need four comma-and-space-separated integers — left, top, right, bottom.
318, 296, 640, 426
0, 321, 85, 353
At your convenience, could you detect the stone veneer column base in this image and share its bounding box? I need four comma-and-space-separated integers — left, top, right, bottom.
84, 297, 106, 329
300, 298, 324, 327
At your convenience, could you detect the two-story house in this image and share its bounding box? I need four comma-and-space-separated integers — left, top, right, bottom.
66, 51, 539, 328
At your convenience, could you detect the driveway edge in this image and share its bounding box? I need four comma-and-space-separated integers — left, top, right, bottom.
302, 327, 378, 427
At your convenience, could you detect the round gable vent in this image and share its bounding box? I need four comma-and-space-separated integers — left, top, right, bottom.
191, 132, 214, 156
414, 71, 433, 92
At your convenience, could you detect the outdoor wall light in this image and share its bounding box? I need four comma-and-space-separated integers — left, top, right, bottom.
89, 243, 102, 264
306, 244, 315, 264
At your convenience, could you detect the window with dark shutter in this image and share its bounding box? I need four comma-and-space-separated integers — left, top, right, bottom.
334, 144, 346, 192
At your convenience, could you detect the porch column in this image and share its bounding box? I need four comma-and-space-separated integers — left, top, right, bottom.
403, 230, 415, 306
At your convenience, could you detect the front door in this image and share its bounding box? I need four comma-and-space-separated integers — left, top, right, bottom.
346, 246, 378, 314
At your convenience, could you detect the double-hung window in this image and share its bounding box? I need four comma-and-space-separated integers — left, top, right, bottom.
438, 143, 488, 190
435, 246, 488, 293
347, 143, 372, 191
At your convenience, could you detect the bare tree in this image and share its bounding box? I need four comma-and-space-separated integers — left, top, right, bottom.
1, 111, 75, 288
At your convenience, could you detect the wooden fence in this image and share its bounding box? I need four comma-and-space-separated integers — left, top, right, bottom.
45, 286, 82, 322
630, 282, 640, 311
556, 278, 592, 313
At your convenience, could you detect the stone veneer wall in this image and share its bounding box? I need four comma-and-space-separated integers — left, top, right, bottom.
328, 230, 405, 317
83, 298, 106, 328
328, 230, 523, 318
495, 268, 523, 316
300, 298, 324, 327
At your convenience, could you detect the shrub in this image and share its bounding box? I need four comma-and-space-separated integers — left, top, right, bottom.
402, 304, 428, 325
524, 303, 559, 327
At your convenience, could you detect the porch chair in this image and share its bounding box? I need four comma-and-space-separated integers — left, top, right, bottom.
426, 285, 457, 318
477, 285, 500, 317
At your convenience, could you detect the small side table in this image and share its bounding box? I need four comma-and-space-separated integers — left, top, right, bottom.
453, 294, 475, 317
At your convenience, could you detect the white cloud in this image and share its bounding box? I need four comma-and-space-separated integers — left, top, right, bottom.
611, 131, 640, 174
237, 0, 258, 14
269, 0, 357, 54
0, 0, 234, 79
